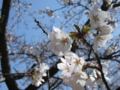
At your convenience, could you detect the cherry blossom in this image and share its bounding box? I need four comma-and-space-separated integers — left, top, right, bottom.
95, 77, 111, 88
57, 52, 86, 73
30, 76, 44, 87
64, 51, 79, 64
0, 75, 5, 82
89, 4, 111, 29
46, 7, 53, 17
7, 33, 13, 42
57, 58, 71, 77
105, 0, 112, 4
48, 27, 73, 56
71, 57, 86, 73
101, 62, 110, 75
57, 52, 88, 89
93, 69, 111, 89
66, 72, 87, 90
96, 25, 114, 34
86, 75, 96, 89
106, 45, 117, 55
93, 33, 113, 52
61, 0, 74, 5
63, 0, 69, 4
30, 63, 49, 87
113, 22, 118, 28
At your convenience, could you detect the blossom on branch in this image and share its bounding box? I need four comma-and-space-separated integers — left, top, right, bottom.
57, 52, 87, 90
93, 33, 113, 52
30, 63, 49, 87
89, 4, 111, 29
66, 72, 87, 90
105, 0, 112, 4
71, 57, 86, 73
86, 75, 95, 89
57, 58, 71, 77
48, 27, 73, 56
92, 67, 111, 89
46, 7, 53, 17
96, 25, 114, 34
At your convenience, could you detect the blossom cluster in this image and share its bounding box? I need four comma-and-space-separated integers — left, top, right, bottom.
57, 52, 87, 90
48, 26, 111, 90
30, 3, 116, 90
47, 3, 114, 90
30, 63, 49, 87
57, 52, 111, 90
89, 4, 114, 52
48, 26, 73, 56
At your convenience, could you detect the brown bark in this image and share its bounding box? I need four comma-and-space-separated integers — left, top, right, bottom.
0, 0, 19, 90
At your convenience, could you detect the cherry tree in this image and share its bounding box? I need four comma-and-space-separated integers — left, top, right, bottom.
0, 0, 120, 90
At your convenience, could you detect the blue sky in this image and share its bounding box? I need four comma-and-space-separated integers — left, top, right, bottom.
0, 0, 63, 89
7, 0, 63, 44
0, 0, 120, 90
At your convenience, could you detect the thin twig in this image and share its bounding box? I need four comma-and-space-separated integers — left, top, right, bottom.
82, 38, 111, 90
34, 18, 48, 36
51, 77, 63, 90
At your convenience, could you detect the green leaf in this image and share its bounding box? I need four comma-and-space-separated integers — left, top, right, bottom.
82, 25, 92, 32
69, 32, 79, 39
32, 75, 36, 79
74, 24, 80, 32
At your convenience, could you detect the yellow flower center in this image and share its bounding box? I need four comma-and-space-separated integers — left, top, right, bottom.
74, 59, 82, 65
61, 38, 68, 45
97, 37, 104, 41
77, 73, 83, 78
93, 15, 99, 22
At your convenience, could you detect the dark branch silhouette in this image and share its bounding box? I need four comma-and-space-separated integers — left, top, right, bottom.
0, 0, 19, 90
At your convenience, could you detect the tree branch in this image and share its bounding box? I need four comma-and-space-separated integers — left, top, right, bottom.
25, 60, 60, 90
82, 38, 111, 90
34, 18, 48, 36
0, 0, 19, 90
113, 2, 120, 8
